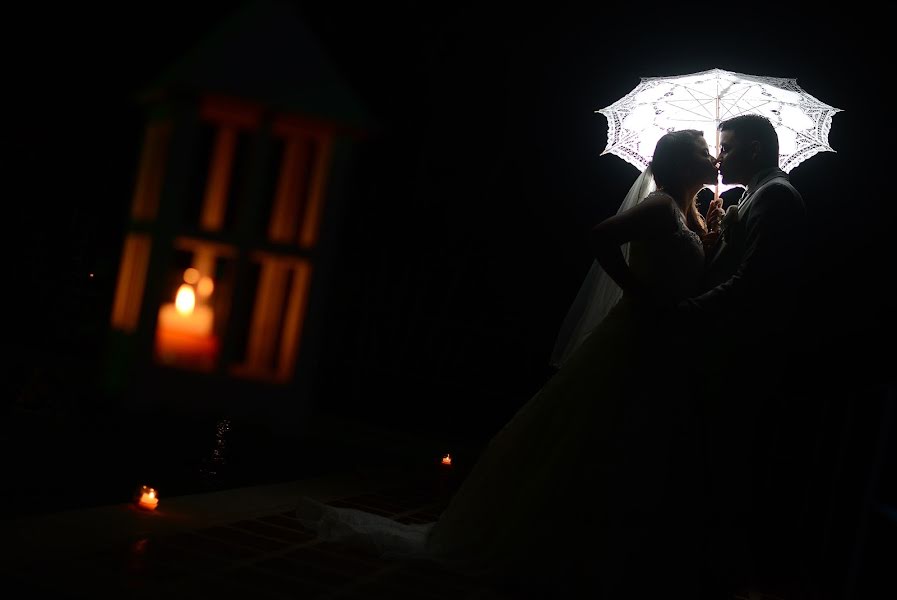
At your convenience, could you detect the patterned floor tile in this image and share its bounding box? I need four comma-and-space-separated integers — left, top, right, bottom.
195, 525, 292, 553
259, 513, 315, 532
325, 498, 396, 517
341, 493, 418, 514
228, 518, 318, 544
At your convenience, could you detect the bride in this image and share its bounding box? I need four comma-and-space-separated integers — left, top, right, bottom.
297, 130, 722, 595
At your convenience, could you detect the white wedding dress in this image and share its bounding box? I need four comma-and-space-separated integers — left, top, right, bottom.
296, 191, 705, 590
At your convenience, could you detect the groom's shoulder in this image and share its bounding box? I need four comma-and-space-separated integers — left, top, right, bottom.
755, 177, 803, 207
748, 179, 806, 226
758, 174, 799, 195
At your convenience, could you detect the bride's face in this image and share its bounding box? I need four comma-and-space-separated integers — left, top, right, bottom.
691, 137, 719, 186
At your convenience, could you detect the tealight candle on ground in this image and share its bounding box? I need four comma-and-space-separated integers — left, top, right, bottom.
137, 486, 159, 510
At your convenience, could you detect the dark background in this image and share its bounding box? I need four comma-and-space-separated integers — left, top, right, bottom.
2, 3, 894, 593
5, 1, 892, 434
2, 0, 893, 507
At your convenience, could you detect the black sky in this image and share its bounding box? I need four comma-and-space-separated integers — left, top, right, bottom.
4, 1, 894, 436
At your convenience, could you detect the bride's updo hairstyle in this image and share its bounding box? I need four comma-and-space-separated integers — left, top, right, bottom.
648, 129, 705, 191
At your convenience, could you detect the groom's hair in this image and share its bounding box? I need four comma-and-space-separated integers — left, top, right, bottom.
718, 114, 779, 168
649, 129, 705, 190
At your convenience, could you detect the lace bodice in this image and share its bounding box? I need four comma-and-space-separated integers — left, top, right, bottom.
626, 191, 704, 302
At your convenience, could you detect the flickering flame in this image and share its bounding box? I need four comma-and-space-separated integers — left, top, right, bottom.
197, 276, 215, 298
137, 486, 159, 510
441, 454, 452, 465
183, 268, 201, 285
175, 284, 196, 315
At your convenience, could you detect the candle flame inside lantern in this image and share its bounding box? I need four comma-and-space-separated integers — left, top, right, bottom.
441, 454, 452, 465
175, 284, 196, 315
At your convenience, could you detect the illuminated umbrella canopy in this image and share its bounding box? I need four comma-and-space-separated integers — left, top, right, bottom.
597, 68, 841, 190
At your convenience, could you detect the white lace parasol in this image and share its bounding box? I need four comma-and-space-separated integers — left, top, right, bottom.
597, 68, 841, 187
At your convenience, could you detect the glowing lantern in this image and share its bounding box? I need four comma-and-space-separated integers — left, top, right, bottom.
107, 2, 374, 401
441, 454, 452, 466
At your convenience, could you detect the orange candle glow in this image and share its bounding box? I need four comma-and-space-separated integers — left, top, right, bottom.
137, 486, 159, 510
183, 268, 201, 285
441, 453, 452, 466
155, 272, 218, 369
197, 276, 215, 298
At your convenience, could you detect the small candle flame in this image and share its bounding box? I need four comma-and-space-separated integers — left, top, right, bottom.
137, 486, 159, 510
441, 453, 452, 465
175, 284, 196, 315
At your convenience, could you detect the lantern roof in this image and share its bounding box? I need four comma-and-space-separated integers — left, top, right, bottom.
141, 0, 372, 129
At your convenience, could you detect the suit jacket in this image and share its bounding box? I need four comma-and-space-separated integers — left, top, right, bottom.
684, 168, 807, 337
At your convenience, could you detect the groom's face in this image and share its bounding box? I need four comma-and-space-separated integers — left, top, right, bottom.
717, 130, 752, 186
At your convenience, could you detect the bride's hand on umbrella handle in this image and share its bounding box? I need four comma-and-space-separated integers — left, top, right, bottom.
705, 199, 724, 232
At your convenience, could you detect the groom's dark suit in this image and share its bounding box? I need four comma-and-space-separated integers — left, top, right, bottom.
679, 167, 810, 591
685, 166, 807, 332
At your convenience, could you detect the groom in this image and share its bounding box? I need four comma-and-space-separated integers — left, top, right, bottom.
686, 113, 807, 330
678, 114, 809, 593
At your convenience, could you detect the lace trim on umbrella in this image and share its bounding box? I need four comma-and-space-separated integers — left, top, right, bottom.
597, 68, 841, 174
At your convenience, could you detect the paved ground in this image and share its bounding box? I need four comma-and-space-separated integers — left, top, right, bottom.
1, 462, 489, 599
0, 407, 820, 599
1, 458, 798, 600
